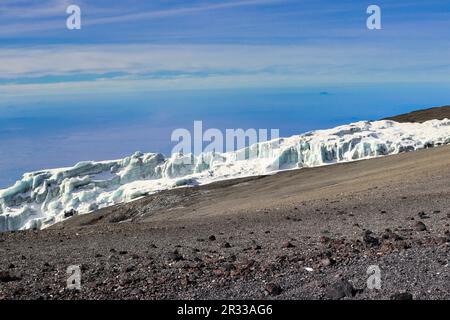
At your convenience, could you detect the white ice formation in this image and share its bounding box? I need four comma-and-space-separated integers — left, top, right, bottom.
1, 119, 449, 231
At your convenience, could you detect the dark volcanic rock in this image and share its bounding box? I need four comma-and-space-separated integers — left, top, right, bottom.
208, 235, 216, 241
167, 250, 184, 261
125, 265, 136, 273
265, 283, 283, 296
363, 230, 380, 247
326, 280, 356, 300
414, 221, 427, 231
282, 241, 295, 248
320, 258, 335, 267
443, 230, 450, 242
319, 236, 331, 243
418, 211, 429, 219
382, 229, 403, 241
384, 105, 450, 123
222, 242, 231, 248
64, 209, 77, 218
223, 263, 236, 272
391, 292, 413, 300
0, 271, 21, 283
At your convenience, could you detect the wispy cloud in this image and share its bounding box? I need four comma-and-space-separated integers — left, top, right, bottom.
1, 42, 450, 99
0, 0, 286, 36
0, 44, 426, 78
1, 0, 450, 96
0, 0, 71, 19
87, 0, 285, 26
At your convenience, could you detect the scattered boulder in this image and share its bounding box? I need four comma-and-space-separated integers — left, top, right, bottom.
382, 229, 403, 241
208, 235, 216, 241
64, 209, 77, 218
130, 288, 143, 296
241, 259, 256, 269
223, 263, 236, 272
414, 221, 427, 231
167, 250, 183, 262
222, 242, 231, 248
320, 258, 335, 267
265, 283, 283, 296
326, 280, 356, 300
125, 265, 136, 273
444, 230, 450, 242
282, 241, 295, 248
0, 271, 21, 283
391, 292, 413, 300
363, 230, 380, 247
107, 254, 118, 262
418, 211, 429, 219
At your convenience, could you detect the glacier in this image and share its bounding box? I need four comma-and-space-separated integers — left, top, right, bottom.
1, 118, 450, 232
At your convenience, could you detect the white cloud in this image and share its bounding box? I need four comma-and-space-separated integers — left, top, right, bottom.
0, 0, 286, 36
0, 42, 450, 100
86, 0, 284, 26
0, 0, 72, 19
1, 43, 449, 77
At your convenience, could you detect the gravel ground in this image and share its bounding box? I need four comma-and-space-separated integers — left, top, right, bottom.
1, 144, 449, 300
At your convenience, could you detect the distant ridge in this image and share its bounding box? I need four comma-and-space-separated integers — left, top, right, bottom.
385, 105, 450, 123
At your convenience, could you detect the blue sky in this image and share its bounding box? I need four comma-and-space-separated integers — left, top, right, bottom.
1, 0, 450, 187
1, 0, 450, 93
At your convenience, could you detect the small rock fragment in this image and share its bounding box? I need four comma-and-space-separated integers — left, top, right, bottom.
167, 250, 183, 261
363, 230, 380, 247
414, 221, 427, 231
265, 283, 283, 296
326, 280, 356, 300
282, 241, 295, 248
418, 211, 429, 219
320, 258, 335, 267
222, 242, 231, 248
0, 271, 21, 283
391, 292, 413, 300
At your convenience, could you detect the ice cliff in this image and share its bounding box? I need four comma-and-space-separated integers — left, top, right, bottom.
1, 119, 450, 231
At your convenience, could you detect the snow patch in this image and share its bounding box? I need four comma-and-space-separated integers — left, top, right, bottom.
1, 119, 449, 231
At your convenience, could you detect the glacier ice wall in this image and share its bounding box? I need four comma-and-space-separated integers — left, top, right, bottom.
1, 119, 449, 231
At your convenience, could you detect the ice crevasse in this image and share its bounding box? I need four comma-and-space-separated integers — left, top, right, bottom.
1, 118, 450, 231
